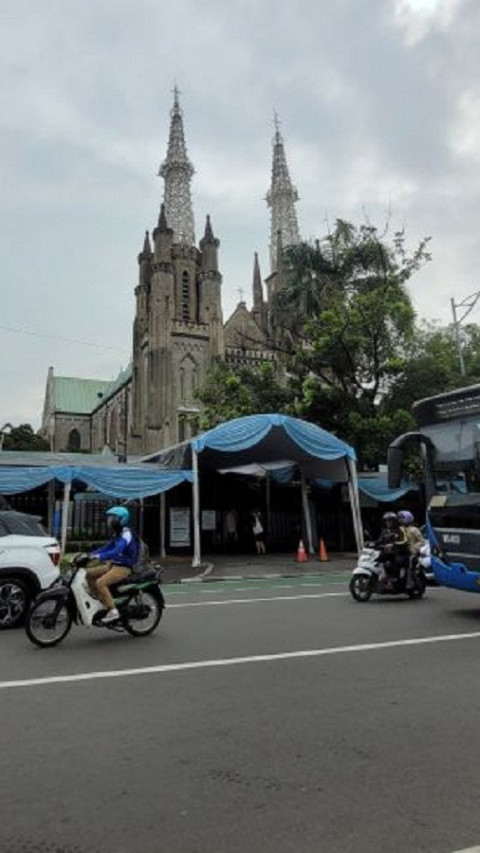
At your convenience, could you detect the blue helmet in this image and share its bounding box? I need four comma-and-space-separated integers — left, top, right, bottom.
106, 506, 130, 526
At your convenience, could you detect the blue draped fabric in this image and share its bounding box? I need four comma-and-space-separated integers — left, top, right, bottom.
193, 414, 356, 461
357, 476, 418, 502
0, 465, 192, 498
270, 464, 297, 484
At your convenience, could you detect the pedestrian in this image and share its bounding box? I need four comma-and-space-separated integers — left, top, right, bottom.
251, 509, 266, 555
225, 509, 239, 550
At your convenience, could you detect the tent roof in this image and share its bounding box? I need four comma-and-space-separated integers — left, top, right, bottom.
0, 451, 143, 467
144, 414, 356, 482
0, 464, 192, 499
0, 452, 192, 499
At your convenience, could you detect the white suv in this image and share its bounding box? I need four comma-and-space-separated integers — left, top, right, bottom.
0, 510, 61, 629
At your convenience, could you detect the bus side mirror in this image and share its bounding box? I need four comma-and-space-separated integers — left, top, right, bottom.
387, 445, 403, 489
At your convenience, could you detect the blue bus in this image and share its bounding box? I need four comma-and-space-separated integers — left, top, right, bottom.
388, 383, 480, 593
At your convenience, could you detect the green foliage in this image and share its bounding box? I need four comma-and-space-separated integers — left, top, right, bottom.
196, 360, 295, 430
383, 321, 480, 414
272, 219, 432, 468
2, 424, 50, 451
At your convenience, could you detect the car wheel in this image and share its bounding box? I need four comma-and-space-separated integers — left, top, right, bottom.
0, 577, 30, 629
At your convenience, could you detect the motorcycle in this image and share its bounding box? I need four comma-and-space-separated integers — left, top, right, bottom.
349, 544, 426, 603
25, 553, 165, 648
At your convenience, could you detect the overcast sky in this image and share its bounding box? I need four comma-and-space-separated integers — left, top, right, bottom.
1, 0, 478, 429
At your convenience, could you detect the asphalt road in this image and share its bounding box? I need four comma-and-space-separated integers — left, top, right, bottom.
1, 575, 480, 853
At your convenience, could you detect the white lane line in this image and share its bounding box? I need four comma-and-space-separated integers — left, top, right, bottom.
168, 591, 347, 608
451, 847, 480, 852
3, 630, 480, 691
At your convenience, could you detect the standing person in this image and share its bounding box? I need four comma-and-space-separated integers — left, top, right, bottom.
86, 506, 138, 624
251, 509, 266, 555
225, 509, 239, 550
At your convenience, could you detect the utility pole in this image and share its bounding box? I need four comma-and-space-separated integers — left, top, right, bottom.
451, 290, 480, 378
451, 298, 466, 377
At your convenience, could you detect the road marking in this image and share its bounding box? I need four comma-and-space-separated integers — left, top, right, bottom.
166, 579, 348, 596
451, 848, 480, 852
168, 591, 347, 608
4, 630, 480, 691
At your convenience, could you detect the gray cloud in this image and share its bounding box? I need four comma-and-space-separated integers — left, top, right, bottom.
0, 0, 478, 428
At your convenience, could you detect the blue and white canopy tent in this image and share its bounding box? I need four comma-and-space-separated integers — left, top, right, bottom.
143, 413, 362, 566
0, 453, 193, 554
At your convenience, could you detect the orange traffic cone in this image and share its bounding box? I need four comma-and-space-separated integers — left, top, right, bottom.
319, 538, 329, 562
296, 539, 309, 563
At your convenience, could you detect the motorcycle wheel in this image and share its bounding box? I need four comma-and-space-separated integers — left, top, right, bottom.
349, 574, 373, 602
123, 589, 163, 637
26, 597, 72, 648
407, 574, 426, 600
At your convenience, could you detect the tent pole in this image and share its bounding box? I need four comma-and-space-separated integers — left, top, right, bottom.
60, 480, 71, 557
301, 472, 314, 555
192, 446, 202, 568
347, 458, 364, 554
160, 491, 166, 559
266, 473, 271, 547
47, 479, 55, 536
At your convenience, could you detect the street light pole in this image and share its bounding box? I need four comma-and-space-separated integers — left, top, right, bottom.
451, 290, 480, 378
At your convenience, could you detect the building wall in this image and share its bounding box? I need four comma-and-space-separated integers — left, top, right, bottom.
53, 414, 91, 453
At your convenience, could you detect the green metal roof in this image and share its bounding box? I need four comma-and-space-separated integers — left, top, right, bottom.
92, 363, 132, 411
54, 377, 113, 414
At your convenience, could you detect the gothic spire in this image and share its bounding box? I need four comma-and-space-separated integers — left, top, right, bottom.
203, 214, 214, 243
266, 114, 300, 272
157, 202, 169, 232
252, 251, 263, 309
142, 231, 152, 254
138, 230, 152, 264
158, 86, 195, 245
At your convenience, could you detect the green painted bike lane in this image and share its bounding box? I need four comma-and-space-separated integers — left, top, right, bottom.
164, 571, 351, 596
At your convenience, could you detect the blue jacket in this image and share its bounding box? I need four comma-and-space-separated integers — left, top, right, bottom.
90, 528, 136, 568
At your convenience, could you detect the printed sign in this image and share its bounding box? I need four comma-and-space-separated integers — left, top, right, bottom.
170, 507, 191, 547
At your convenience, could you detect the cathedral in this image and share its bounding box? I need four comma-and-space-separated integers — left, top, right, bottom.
41, 91, 301, 456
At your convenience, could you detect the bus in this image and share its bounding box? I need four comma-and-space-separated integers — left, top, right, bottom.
388, 383, 480, 592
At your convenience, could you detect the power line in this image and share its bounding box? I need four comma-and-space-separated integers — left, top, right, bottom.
0, 323, 128, 354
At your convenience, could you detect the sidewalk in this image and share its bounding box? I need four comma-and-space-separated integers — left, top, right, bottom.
155, 551, 356, 584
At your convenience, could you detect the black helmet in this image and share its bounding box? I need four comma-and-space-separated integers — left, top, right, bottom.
382, 512, 397, 521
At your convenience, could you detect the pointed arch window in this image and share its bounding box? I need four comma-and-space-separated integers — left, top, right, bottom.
67, 428, 81, 452
180, 367, 185, 402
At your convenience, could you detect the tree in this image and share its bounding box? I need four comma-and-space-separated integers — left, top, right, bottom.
273, 219, 431, 468
2, 424, 50, 451
383, 321, 480, 415
196, 360, 294, 430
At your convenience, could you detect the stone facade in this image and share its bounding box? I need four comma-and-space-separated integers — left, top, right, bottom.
41, 95, 300, 457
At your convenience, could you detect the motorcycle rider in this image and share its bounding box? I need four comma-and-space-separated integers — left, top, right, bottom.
397, 510, 424, 589
87, 506, 137, 624
375, 511, 409, 585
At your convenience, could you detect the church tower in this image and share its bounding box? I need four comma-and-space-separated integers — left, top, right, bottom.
130, 89, 223, 455
266, 114, 300, 274
264, 115, 300, 335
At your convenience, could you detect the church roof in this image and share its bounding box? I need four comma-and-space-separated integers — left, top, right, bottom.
224, 302, 266, 348
92, 363, 133, 411
54, 377, 113, 414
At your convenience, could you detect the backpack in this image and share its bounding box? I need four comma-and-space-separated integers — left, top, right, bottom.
129, 534, 151, 572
